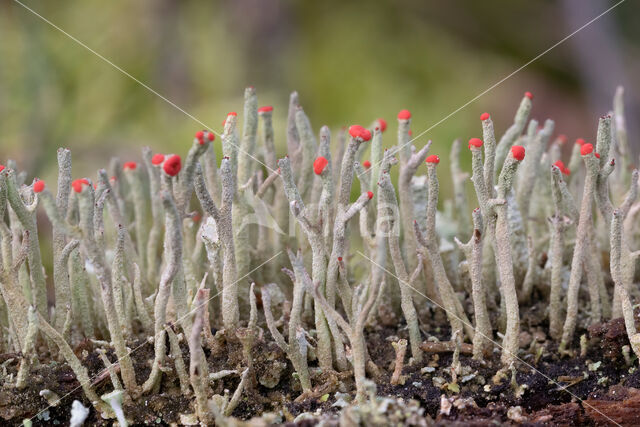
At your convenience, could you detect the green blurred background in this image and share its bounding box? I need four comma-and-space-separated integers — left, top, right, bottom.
1, 0, 639, 190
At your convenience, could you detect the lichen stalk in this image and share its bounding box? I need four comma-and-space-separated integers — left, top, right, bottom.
492, 149, 525, 365
298, 248, 382, 404
611, 208, 640, 360
76, 183, 138, 394
262, 263, 312, 393
493, 94, 532, 181
325, 132, 367, 313
398, 139, 432, 274
379, 172, 424, 362
455, 208, 491, 358
560, 146, 599, 351
123, 165, 149, 279
142, 190, 183, 393
516, 119, 554, 230
112, 225, 131, 337
189, 288, 212, 424
294, 107, 318, 202
594, 116, 615, 226
166, 325, 191, 396
4, 170, 48, 319
53, 148, 73, 331
418, 161, 474, 340
278, 156, 334, 370
450, 139, 471, 238
194, 160, 239, 331
15, 305, 38, 389
231, 88, 258, 299
131, 262, 153, 334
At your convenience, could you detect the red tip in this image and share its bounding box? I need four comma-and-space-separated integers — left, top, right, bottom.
468, 138, 483, 149
480, 112, 490, 121
575, 138, 586, 146
553, 160, 570, 176
524, 91, 533, 100
0, 165, 4, 173
223, 112, 237, 126
123, 161, 137, 171
337, 257, 343, 262
581, 143, 594, 156
258, 106, 273, 113
408, 130, 413, 137
313, 156, 329, 175
151, 153, 165, 165
557, 134, 568, 144
110, 176, 116, 182
595, 152, 601, 159
348, 125, 372, 142
367, 191, 374, 199
195, 130, 214, 144
425, 155, 440, 164
163, 154, 182, 177
377, 118, 387, 132
362, 160, 371, 169
33, 180, 45, 193
397, 109, 411, 120
511, 145, 525, 161
71, 178, 89, 193
193, 214, 201, 222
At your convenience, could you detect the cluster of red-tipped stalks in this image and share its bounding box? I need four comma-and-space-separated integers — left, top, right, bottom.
0, 85, 639, 425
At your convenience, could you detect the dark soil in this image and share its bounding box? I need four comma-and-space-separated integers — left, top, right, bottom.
1, 311, 639, 425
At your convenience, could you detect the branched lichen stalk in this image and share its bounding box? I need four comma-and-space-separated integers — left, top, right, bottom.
379, 172, 424, 362
76, 183, 138, 395
5, 170, 47, 319
194, 160, 239, 331
417, 160, 474, 341
455, 208, 491, 358
611, 208, 640, 360
493, 148, 525, 365
398, 139, 432, 274
297, 247, 382, 404
325, 131, 368, 312
143, 190, 183, 393
594, 116, 615, 226
560, 144, 599, 351
262, 263, 311, 393
278, 156, 334, 370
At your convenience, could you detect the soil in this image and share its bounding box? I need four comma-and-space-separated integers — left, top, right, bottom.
1, 307, 639, 426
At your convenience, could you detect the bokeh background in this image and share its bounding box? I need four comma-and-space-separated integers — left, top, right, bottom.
1, 0, 639, 191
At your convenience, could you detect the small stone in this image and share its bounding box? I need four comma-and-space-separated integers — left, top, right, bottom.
507, 406, 527, 423
421, 366, 435, 374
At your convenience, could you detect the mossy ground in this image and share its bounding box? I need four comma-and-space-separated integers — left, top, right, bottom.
1, 307, 638, 425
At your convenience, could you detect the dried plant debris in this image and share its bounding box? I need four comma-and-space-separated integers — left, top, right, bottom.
0, 86, 639, 425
